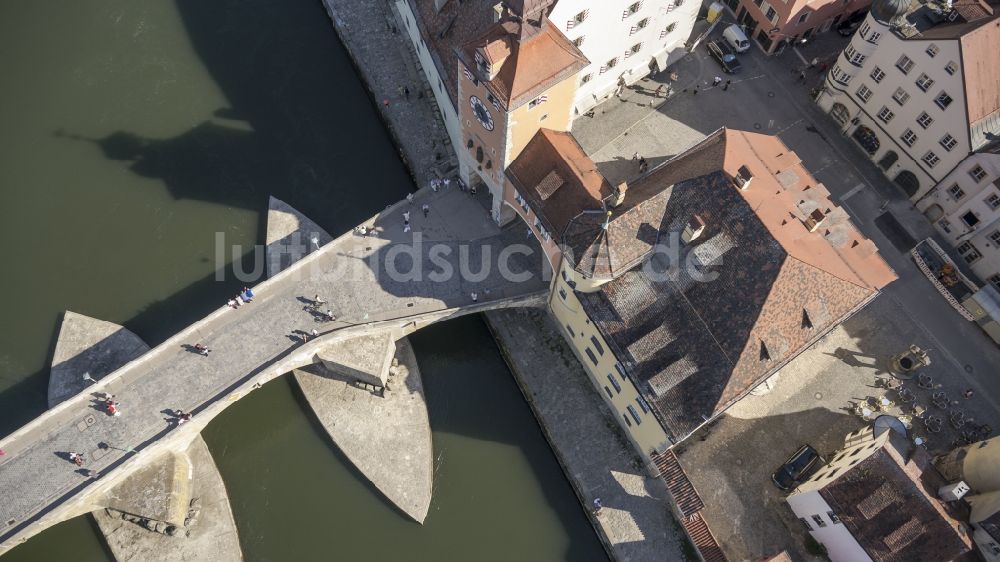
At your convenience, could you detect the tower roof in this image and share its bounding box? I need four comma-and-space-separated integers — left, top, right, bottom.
871, 0, 912, 24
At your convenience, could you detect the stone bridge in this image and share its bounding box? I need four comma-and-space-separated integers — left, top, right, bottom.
0, 187, 548, 556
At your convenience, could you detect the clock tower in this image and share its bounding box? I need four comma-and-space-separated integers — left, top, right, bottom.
455, 1, 587, 224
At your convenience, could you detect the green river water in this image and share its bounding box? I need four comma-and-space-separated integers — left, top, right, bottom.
0, 1, 605, 560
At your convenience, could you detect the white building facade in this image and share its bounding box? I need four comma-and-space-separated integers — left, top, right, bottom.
816, 0, 1000, 283
548, 0, 699, 116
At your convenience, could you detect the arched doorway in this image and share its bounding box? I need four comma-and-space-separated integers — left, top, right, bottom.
830, 103, 850, 126
851, 125, 880, 155
923, 204, 944, 222
878, 150, 898, 170
894, 170, 920, 197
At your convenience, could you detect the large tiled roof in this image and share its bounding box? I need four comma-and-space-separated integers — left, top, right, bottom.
959, 17, 1000, 128
457, 17, 588, 110
574, 129, 896, 441
505, 129, 612, 236
403, 0, 497, 109
819, 440, 973, 562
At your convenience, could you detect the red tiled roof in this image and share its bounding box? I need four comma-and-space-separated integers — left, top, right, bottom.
819, 440, 974, 562
571, 129, 895, 440
506, 129, 612, 236
458, 17, 588, 110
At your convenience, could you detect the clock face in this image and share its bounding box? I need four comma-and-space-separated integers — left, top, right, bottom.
469, 95, 495, 131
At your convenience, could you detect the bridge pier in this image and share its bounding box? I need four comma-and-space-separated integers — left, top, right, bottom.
45, 312, 242, 561
294, 336, 433, 523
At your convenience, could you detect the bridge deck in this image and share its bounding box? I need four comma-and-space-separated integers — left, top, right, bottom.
0, 187, 547, 546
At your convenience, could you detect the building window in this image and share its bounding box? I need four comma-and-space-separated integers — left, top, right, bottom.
766, 6, 778, 22
988, 274, 1000, 291
812, 514, 827, 528
626, 42, 643, 57
989, 230, 1000, 245
901, 129, 918, 146
626, 405, 642, 425
604, 386, 614, 399
856, 84, 873, 102
845, 45, 865, 65
867, 30, 881, 43
922, 151, 940, 168
580, 73, 592, 84
859, 22, 870, 36
877, 106, 895, 123
958, 241, 982, 262
917, 111, 934, 129
565, 324, 575, 337
665, 22, 677, 33
831, 65, 851, 85
870, 66, 886, 83
947, 184, 966, 200
590, 336, 604, 355
798, 12, 809, 23
800, 518, 813, 531
939, 134, 957, 151
585, 348, 598, 365
935, 91, 953, 109
623, 413, 632, 427
970, 165, 988, 182
612, 364, 626, 382
926, 43, 939, 57
915, 73, 934, 92
573, 36, 585, 47
607, 374, 622, 393
637, 395, 651, 413
635, 17, 650, 32
896, 55, 914, 74
938, 218, 952, 233
571, 10, 589, 26
962, 213, 981, 228
606, 57, 619, 69
944, 61, 958, 75
986, 193, 1000, 210
828, 511, 842, 524
892, 87, 910, 105
625, 1, 643, 17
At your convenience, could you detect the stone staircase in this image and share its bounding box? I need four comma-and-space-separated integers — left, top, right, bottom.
652, 450, 727, 562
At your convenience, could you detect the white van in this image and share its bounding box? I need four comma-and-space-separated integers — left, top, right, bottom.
723, 24, 751, 53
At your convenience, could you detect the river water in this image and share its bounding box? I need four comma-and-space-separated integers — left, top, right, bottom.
0, 1, 604, 560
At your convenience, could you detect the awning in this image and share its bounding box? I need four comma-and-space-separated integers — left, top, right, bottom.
624, 62, 650, 85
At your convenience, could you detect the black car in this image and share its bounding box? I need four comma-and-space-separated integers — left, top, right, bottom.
707, 40, 742, 74
771, 445, 822, 490
837, 12, 867, 36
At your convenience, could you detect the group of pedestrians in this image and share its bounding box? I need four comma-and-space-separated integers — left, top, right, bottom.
227, 287, 255, 309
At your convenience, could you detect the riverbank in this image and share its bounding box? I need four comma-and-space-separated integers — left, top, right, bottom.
485, 309, 691, 561
319, 0, 456, 189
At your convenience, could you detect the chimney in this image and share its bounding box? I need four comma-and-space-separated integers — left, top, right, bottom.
434, 0, 449, 13
493, 2, 505, 22
804, 208, 826, 232
938, 481, 970, 501
681, 215, 706, 244
611, 182, 628, 207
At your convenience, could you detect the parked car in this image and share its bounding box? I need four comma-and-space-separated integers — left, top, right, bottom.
707, 40, 742, 73
837, 12, 867, 36
722, 24, 751, 52
771, 445, 822, 490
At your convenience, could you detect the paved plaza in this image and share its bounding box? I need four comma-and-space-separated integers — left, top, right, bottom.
0, 186, 547, 551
